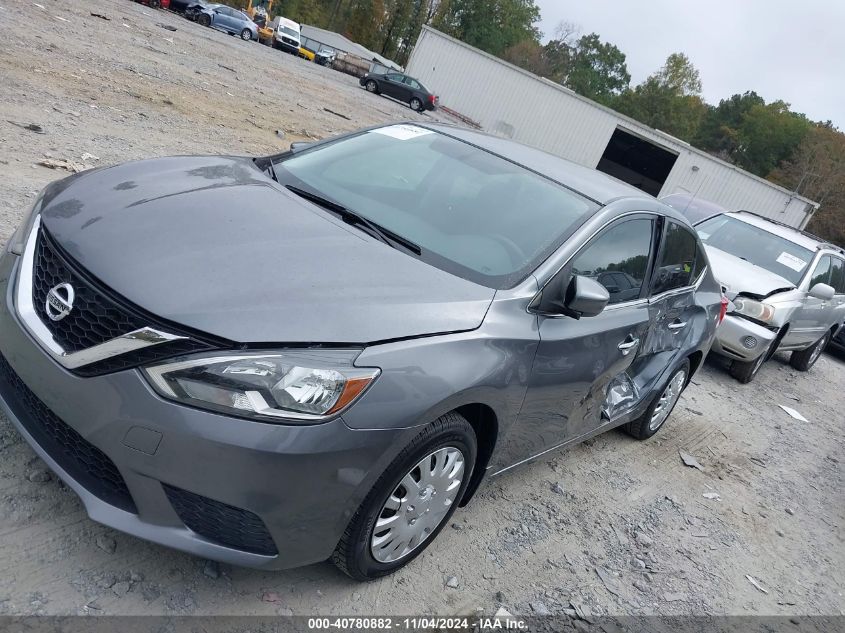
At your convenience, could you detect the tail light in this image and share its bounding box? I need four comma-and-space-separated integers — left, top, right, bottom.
718, 294, 729, 325
428, 94, 437, 104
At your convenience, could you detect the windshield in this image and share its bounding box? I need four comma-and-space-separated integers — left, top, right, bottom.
274, 126, 598, 288
279, 26, 299, 38
696, 215, 814, 285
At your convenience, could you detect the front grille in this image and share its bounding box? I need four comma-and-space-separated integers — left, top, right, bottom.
163, 484, 278, 556
0, 353, 137, 513
281, 37, 297, 46
30, 228, 218, 376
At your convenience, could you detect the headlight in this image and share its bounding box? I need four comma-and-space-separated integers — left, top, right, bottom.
7, 191, 45, 255
144, 351, 379, 423
732, 297, 775, 323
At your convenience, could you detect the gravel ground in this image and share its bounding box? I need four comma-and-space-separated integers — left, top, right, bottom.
1, 0, 844, 620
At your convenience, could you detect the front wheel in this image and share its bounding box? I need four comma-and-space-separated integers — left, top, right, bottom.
332, 412, 476, 580
410, 97, 423, 112
790, 331, 831, 371
240, 28, 252, 41
198, 13, 211, 26
730, 345, 769, 383
365, 80, 378, 93
625, 360, 689, 440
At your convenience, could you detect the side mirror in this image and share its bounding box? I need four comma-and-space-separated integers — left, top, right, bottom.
809, 282, 835, 301
533, 274, 609, 319
605, 285, 620, 294
290, 141, 312, 152
566, 275, 610, 317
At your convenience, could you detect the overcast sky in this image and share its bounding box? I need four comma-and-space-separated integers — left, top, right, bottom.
535, 0, 844, 128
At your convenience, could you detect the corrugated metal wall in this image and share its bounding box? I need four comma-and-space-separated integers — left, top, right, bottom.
407, 27, 818, 229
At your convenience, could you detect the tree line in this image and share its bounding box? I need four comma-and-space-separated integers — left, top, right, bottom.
243, 0, 844, 244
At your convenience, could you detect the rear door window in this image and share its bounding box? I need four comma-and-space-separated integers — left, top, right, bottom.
651, 221, 702, 295
570, 218, 654, 305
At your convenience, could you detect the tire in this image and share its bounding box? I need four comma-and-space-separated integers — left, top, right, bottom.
625, 360, 690, 440
410, 97, 423, 112
198, 13, 211, 26
790, 330, 831, 371
332, 412, 476, 581
729, 347, 770, 384
365, 80, 378, 93
240, 28, 252, 41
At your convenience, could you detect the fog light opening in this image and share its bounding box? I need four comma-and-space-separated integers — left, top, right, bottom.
741, 336, 758, 349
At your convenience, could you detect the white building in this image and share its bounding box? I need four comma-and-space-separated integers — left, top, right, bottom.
406, 26, 818, 228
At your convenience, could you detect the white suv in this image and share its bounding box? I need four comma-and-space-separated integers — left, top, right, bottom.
696, 210, 845, 382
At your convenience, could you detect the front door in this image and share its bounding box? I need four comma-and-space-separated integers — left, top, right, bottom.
506, 215, 658, 465
790, 255, 834, 347
382, 74, 409, 100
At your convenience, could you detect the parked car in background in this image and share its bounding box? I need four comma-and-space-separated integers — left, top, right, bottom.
194, 4, 257, 41
183, 1, 208, 21
167, 0, 195, 12
661, 193, 726, 225
360, 71, 438, 112
0, 123, 721, 581
694, 210, 845, 382
272, 16, 301, 53
314, 46, 336, 66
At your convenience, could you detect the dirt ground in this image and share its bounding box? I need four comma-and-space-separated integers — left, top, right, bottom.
0, 0, 843, 620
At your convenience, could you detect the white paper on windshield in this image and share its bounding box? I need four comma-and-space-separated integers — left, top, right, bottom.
371, 125, 433, 141
775, 252, 807, 273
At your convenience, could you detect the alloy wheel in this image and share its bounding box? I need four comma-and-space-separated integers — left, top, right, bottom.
649, 369, 687, 431
809, 332, 829, 366
370, 447, 464, 563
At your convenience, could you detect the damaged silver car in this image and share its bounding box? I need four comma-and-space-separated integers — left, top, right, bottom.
695, 210, 845, 382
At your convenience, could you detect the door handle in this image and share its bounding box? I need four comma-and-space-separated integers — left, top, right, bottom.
668, 321, 688, 331
618, 338, 640, 356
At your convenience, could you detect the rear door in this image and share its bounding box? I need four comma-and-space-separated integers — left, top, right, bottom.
642, 220, 705, 381
514, 215, 658, 462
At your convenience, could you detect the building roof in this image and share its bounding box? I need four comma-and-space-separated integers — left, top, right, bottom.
415, 25, 818, 211
300, 25, 401, 70
425, 123, 653, 205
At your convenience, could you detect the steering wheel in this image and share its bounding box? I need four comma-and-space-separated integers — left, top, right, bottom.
490, 234, 525, 268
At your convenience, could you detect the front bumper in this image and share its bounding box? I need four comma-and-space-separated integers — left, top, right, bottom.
274, 39, 299, 53
0, 251, 412, 569
710, 314, 777, 362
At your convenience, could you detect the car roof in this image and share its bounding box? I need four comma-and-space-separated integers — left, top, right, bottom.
661, 192, 728, 218
423, 123, 653, 205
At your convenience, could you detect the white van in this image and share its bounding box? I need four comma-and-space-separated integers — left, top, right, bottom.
273, 17, 302, 54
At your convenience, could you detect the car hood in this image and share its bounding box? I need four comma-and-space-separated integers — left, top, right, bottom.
38, 156, 495, 343
704, 245, 795, 299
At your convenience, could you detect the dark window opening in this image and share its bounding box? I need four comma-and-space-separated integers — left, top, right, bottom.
597, 128, 678, 197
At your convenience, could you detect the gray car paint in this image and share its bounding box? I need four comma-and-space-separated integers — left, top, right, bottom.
37, 156, 495, 343
0, 124, 721, 570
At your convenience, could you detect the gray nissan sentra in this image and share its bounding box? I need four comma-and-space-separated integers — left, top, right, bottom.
0, 123, 723, 580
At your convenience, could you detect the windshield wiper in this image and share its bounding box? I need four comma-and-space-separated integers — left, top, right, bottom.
285, 185, 421, 255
